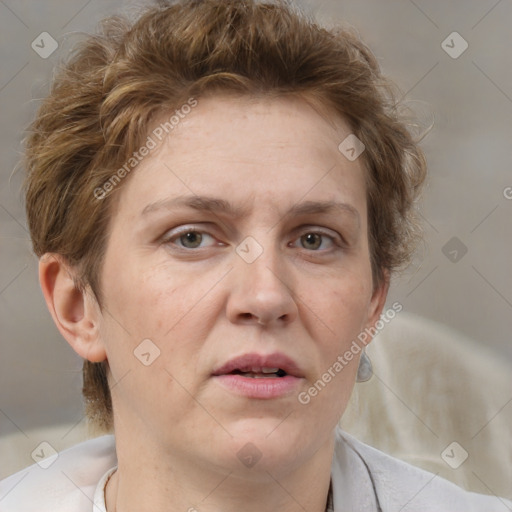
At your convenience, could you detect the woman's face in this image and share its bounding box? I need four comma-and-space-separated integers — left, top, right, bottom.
98, 93, 386, 475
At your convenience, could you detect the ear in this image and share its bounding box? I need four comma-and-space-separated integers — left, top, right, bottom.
364, 269, 390, 335
39, 253, 106, 363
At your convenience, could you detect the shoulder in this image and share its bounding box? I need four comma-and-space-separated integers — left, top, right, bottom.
335, 429, 512, 512
0, 435, 117, 512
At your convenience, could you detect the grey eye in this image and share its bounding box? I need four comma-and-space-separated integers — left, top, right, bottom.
179, 231, 203, 248
300, 233, 323, 250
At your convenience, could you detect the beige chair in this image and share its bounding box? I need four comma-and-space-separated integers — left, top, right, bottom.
1, 313, 511, 500
341, 311, 512, 500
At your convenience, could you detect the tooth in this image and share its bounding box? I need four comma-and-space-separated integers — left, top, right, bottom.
261, 367, 280, 373
240, 372, 279, 378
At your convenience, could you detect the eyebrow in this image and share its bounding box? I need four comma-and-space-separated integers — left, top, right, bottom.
141, 195, 249, 217
141, 195, 360, 226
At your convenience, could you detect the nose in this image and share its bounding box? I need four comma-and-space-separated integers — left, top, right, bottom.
225, 245, 298, 327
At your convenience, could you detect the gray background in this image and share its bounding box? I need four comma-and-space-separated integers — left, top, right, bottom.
0, 0, 511, 439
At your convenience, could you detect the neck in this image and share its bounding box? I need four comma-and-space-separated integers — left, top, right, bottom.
105, 431, 334, 512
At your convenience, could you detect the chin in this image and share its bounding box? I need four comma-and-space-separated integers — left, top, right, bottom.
219, 418, 314, 470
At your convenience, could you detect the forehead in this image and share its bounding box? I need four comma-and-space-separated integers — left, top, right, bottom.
113, 93, 367, 222
160, 92, 354, 164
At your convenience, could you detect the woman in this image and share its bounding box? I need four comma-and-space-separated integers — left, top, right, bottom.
1, 0, 510, 510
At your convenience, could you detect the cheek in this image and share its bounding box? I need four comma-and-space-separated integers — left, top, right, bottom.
134, 266, 222, 338
300, 278, 371, 426
102, 260, 225, 383
101, 261, 213, 424
104, 257, 198, 334
312, 273, 373, 346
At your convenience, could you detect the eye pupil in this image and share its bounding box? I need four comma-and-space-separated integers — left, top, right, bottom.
302, 233, 321, 250
181, 232, 202, 248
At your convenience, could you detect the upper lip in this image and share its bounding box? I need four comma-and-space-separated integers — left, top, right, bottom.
212, 352, 304, 378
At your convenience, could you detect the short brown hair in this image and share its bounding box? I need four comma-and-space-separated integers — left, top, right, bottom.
24, 0, 427, 432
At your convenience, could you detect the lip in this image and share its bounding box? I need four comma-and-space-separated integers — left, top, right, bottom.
211, 352, 304, 399
212, 352, 304, 378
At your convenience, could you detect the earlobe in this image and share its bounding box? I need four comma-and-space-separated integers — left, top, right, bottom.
39, 253, 106, 363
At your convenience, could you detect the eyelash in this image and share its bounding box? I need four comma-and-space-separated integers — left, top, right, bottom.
161, 225, 344, 253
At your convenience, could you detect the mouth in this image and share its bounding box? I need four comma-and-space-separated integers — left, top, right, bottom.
212, 352, 303, 378
227, 367, 288, 378
211, 352, 304, 399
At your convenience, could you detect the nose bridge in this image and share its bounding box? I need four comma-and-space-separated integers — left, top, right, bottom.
237, 236, 289, 297
227, 234, 297, 325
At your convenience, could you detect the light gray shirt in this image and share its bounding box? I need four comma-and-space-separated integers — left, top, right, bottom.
0, 427, 510, 511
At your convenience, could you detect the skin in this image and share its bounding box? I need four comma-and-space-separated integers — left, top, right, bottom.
39, 93, 388, 512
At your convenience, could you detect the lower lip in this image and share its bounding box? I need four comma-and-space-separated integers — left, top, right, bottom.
213, 374, 302, 399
